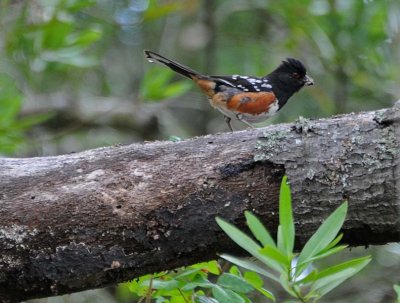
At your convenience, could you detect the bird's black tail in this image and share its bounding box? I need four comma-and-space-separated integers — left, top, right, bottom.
144, 50, 201, 79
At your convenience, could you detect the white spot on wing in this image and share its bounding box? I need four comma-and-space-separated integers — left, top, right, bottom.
261, 83, 272, 89
217, 78, 235, 87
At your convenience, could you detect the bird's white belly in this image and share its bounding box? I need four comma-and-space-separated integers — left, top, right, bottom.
212, 99, 280, 123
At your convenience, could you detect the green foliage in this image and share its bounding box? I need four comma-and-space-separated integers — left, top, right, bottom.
2, 0, 398, 155
394, 284, 400, 303
117, 261, 259, 303
3, 0, 102, 91
0, 74, 50, 154
0, 0, 102, 154
216, 176, 371, 302
140, 67, 192, 102
169, 135, 183, 142
120, 177, 370, 303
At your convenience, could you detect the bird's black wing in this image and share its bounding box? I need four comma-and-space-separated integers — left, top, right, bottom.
209, 75, 273, 93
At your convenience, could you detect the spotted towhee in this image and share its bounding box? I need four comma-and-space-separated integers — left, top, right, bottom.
144, 50, 313, 131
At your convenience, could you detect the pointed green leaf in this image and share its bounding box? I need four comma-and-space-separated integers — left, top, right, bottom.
219, 254, 280, 283
216, 217, 282, 272
323, 233, 344, 251
216, 217, 263, 255
277, 225, 284, 253
393, 285, 400, 301
217, 273, 254, 293
229, 265, 242, 276
174, 268, 201, 279
244, 272, 275, 301
279, 273, 297, 297
164, 81, 192, 99
304, 245, 347, 264
257, 287, 276, 302
243, 271, 263, 288
195, 296, 219, 303
245, 211, 276, 248
296, 202, 348, 276
296, 235, 346, 275
296, 245, 348, 277
191, 260, 221, 275
212, 285, 245, 303
181, 275, 214, 291
260, 245, 290, 270
279, 176, 295, 256
311, 256, 371, 297
145, 279, 181, 290
295, 269, 318, 285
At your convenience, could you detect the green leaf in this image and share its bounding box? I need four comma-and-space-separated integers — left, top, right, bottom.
393, 285, 400, 302
310, 256, 371, 297
212, 285, 246, 303
244, 272, 275, 302
144, 2, 184, 21
169, 135, 183, 142
140, 67, 173, 100
144, 279, 182, 290
219, 254, 279, 283
191, 260, 221, 275
259, 245, 290, 270
296, 269, 318, 285
243, 271, 263, 288
155, 297, 168, 303
194, 296, 219, 303
279, 176, 295, 256
181, 275, 214, 291
323, 233, 344, 251
15, 112, 53, 129
66, 28, 102, 46
296, 202, 348, 276
229, 265, 242, 276
276, 226, 284, 255
163, 81, 192, 99
296, 235, 346, 278
256, 287, 276, 302
140, 67, 190, 101
174, 268, 201, 279
302, 245, 347, 264
245, 211, 276, 248
217, 273, 254, 294
216, 217, 262, 256
279, 273, 297, 297
216, 217, 282, 273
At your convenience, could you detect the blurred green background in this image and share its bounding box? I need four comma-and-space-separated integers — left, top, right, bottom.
1, 0, 399, 302
1, 0, 399, 156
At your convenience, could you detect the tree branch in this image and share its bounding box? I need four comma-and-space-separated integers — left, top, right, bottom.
1, 102, 399, 302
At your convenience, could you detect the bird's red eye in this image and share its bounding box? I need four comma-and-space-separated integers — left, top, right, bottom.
292, 73, 300, 79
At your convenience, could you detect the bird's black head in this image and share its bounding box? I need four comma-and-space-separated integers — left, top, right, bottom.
267, 58, 313, 98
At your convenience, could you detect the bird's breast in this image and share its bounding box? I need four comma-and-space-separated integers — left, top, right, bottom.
209, 91, 280, 122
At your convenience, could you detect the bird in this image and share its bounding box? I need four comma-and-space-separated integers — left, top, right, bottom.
144, 50, 313, 131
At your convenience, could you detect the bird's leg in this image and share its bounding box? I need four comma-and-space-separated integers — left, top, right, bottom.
235, 114, 255, 129
224, 116, 233, 132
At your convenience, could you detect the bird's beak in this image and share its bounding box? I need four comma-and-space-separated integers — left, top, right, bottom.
304, 75, 314, 86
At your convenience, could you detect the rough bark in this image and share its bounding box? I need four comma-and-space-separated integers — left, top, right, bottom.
1, 102, 399, 302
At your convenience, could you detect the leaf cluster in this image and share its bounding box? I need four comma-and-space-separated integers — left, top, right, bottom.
118, 261, 263, 303
216, 176, 371, 302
